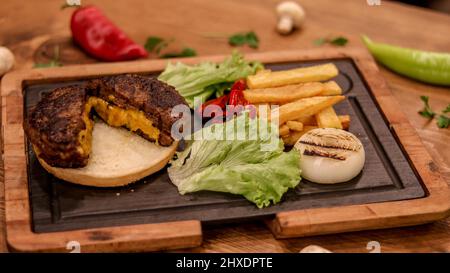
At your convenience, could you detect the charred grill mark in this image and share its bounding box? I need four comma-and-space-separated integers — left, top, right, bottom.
303, 147, 347, 160
299, 140, 358, 151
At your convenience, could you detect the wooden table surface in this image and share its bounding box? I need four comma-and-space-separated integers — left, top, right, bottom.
1, 0, 449, 253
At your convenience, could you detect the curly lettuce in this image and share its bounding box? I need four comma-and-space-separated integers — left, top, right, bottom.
158, 51, 263, 107
168, 115, 301, 208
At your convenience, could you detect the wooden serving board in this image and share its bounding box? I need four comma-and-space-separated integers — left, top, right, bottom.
2, 48, 450, 252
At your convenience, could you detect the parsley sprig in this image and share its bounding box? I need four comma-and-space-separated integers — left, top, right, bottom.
418, 96, 450, 128
228, 31, 259, 49
34, 46, 62, 68
144, 36, 197, 58
314, 36, 348, 47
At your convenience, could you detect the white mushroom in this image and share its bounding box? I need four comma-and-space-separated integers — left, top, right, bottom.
276, 1, 305, 35
0, 47, 15, 76
300, 245, 332, 253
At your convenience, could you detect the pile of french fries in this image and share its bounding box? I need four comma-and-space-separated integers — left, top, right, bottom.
244, 63, 350, 146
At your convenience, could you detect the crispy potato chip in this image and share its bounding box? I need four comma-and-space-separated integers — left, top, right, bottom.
247, 63, 339, 89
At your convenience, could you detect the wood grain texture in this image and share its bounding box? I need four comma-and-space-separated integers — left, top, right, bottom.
0, 0, 449, 253
2, 49, 448, 252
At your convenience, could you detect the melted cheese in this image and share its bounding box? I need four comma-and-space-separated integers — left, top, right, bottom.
86, 97, 160, 142
77, 102, 94, 156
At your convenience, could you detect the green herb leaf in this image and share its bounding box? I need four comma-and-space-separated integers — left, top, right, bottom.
437, 115, 450, 128
313, 38, 326, 46
144, 37, 193, 57
144, 36, 165, 52
228, 31, 259, 49
418, 96, 435, 119
245, 31, 259, 49
33, 61, 62, 68
229, 34, 247, 46
34, 46, 62, 68
314, 36, 349, 47
330, 37, 348, 46
443, 104, 450, 113
161, 47, 197, 58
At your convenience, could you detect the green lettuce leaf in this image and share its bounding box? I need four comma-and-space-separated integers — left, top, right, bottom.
168, 115, 301, 208
158, 51, 263, 107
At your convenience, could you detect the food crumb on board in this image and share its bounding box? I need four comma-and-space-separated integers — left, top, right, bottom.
116, 193, 120, 196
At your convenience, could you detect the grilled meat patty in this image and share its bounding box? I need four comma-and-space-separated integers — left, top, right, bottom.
86, 74, 187, 146
24, 85, 92, 168
24, 74, 187, 168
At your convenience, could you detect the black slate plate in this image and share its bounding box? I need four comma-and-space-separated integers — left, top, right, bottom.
24, 58, 425, 233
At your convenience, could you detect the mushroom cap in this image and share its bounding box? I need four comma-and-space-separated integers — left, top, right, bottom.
0, 47, 15, 76
276, 1, 305, 26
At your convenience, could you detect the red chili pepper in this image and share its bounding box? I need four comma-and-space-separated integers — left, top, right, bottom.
231, 79, 247, 92
228, 79, 248, 106
196, 94, 229, 118
71, 6, 148, 61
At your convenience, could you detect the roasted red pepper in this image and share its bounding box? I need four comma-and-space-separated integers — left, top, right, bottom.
196, 94, 229, 118
228, 79, 249, 105
197, 79, 256, 123
71, 6, 148, 61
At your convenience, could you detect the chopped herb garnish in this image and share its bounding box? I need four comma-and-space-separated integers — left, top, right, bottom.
161, 47, 197, 58
144, 36, 196, 58
144, 36, 175, 54
330, 37, 349, 46
313, 38, 326, 46
34, 46, 62, 68
437, 115, 450, 128
443, 104, 450, 113
229, 31, 259, 49
418, 96, 436, 119
314, 36, 348, 47
418, 96, 449, 129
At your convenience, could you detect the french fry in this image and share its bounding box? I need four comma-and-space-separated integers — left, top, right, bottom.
254, 103, 272, 119
338, 115, 351, 130
282, 126, 318, 146
279, 124, 290, 136
247, 63, 339, 89
296, 115, 316, 126
296, 114, 350, 127
281, 135, 296, 146
243, 81, 341, 104
256, 69, 271, 75
320, 81, 342, 96
286, 120, 304, 131
315, 107, 343, 129
272, 96, 345, 125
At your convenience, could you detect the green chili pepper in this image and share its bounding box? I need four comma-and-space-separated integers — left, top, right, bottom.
362, 35, 450, 86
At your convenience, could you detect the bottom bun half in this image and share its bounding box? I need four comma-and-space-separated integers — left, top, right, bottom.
37, 121, 177, 187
